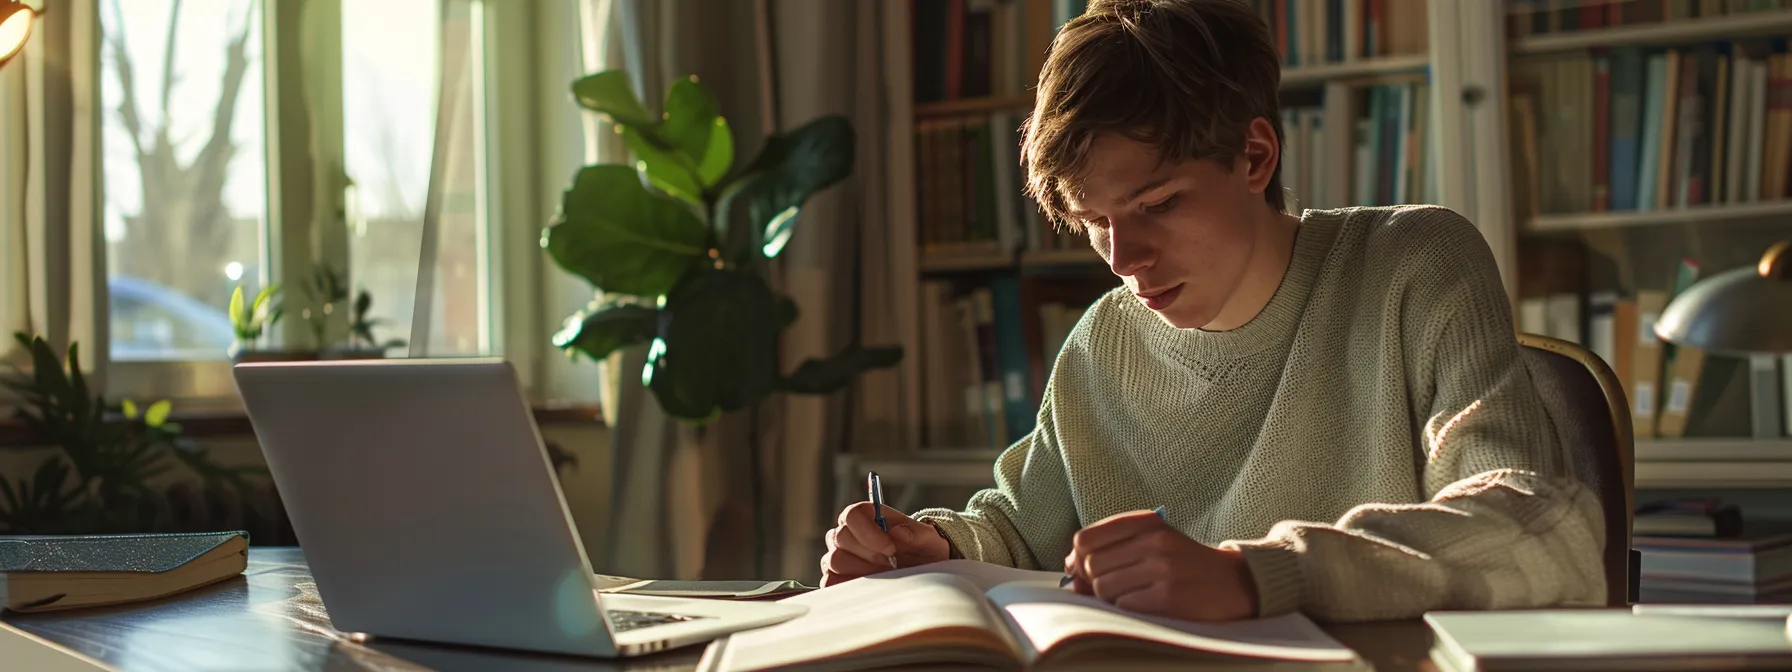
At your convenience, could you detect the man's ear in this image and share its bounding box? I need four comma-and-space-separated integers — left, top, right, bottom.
1240, 116, 1279, 195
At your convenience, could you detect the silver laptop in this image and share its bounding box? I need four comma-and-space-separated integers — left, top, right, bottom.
232, 358, 806, 658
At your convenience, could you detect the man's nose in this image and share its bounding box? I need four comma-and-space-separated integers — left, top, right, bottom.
1106, 218, 1155, 277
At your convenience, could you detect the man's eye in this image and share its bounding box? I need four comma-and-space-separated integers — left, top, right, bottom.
1144, 195, 1179, 214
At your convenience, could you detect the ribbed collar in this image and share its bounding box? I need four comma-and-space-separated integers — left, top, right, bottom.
1158, 208, 1342, 363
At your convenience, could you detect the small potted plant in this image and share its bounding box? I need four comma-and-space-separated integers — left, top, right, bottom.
334, 288, 407, 359
227, 284, 309, 362
302, 264, 403, 360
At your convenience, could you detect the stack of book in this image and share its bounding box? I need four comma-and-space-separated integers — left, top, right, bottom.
1636, 531, 1792, 603
1634, 500, 1792, 603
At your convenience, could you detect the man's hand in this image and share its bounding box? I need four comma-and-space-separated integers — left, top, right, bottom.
820, 502, 951, 586
1063, 509, 1259, 621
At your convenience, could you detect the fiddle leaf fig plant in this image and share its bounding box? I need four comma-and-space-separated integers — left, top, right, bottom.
545, 70, 901, 422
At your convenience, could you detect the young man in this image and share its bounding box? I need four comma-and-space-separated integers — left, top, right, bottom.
822, 0, 1605, 623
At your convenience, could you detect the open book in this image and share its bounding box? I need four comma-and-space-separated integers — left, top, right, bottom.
695, 560, 1363, 671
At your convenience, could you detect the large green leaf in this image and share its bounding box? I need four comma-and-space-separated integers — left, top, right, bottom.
642, 270, 783, 421
736, 115, 855, 259
552, 302, 662, 361
661, 77, 734, 187
698, 119, 735, 187
780, 344, 903, 394
571, 70, 655, 128
622, 128, 704, 206
544, 165, 709, 297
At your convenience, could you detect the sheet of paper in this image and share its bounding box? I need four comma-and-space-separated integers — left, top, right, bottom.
714, 571, 1018, 672
985, 583, 1357, 664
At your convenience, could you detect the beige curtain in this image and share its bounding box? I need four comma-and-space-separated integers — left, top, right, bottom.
0, 0, 103, 375
764, 0, 904, 581
598, 0, 769, 581
597, 0, 898, 582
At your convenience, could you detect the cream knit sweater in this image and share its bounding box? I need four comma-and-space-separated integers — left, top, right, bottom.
914, 205, 1608, 623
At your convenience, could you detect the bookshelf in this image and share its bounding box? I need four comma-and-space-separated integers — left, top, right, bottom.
1636, 438, 1792, 488
872, 0, 1792, 508
1500, 0, 1792, 487
1280, 53, 1431, 87
915, 93, 1035, 118
881, 0, 1443, 453
1513, 7, 1792, 54
1528, 199, 1792, 233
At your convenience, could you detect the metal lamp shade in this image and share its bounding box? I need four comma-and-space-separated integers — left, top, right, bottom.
1654, 241, 1792, 355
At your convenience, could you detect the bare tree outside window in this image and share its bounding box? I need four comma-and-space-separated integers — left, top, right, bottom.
101, 0, 265, 362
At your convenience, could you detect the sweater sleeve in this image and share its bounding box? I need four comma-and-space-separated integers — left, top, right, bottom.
1221, 212, 1608, 622
910, 395, 1082, 570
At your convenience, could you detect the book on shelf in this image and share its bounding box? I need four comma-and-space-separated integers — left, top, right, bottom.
1514, 253, 1759, 440
1247, 0, 1428, 67
1634, 498, 1744, 538
1784, 354, 1792, 436
1657, 259, 1707, 438
1278, 80, 1436, 212
913, 0, 1082, 107
917, 112, 1085, 262
695, 560, 1364, 672
917, 274, 1110, 451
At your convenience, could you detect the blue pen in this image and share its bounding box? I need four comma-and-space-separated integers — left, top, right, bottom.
1061, 506, 1167, 587
867, 471, 897, 569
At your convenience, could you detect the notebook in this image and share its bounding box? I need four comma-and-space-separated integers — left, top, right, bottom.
694, 559, 1364, 671
1426, 609, 1792, 671
0, 531, 248, 612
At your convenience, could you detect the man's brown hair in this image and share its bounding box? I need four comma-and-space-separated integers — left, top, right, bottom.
1021, 0, 1286, 231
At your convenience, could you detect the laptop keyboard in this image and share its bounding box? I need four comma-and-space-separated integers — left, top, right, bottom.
606, 609, 708, 633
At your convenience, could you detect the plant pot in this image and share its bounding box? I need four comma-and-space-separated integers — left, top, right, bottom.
229, 349, 320, 364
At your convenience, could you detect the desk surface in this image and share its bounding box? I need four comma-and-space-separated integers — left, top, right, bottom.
0, 547, 1444, 671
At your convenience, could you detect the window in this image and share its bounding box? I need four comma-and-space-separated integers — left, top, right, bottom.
99, 0, 268, 363
87, 0, 502, 404
342, 0, 491, 357
8, 0, 578, 409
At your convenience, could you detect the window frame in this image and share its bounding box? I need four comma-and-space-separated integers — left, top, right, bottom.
5, 0, 577, 413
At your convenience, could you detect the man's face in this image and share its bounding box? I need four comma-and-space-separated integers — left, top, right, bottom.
1061, 131, 1273, 330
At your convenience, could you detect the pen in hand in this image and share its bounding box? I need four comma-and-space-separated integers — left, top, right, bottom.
1061, 505, 1167, 588
867, 471, 898, 570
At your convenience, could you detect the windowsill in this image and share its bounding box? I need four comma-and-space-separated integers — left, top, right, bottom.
0, 403, 606, 447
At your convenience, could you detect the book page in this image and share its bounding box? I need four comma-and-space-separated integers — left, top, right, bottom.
712, 571, 1020, 672
985, 583, 1357, 664
877, 558, 1066, 592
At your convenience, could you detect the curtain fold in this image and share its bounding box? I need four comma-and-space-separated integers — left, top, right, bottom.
764, 0, 900, 581
2, 0, 101, 377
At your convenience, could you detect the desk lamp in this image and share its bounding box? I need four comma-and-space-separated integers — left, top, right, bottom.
0, 1, 35, 65
1654, 240, 1792, 438
1655, 241, 1792, 355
